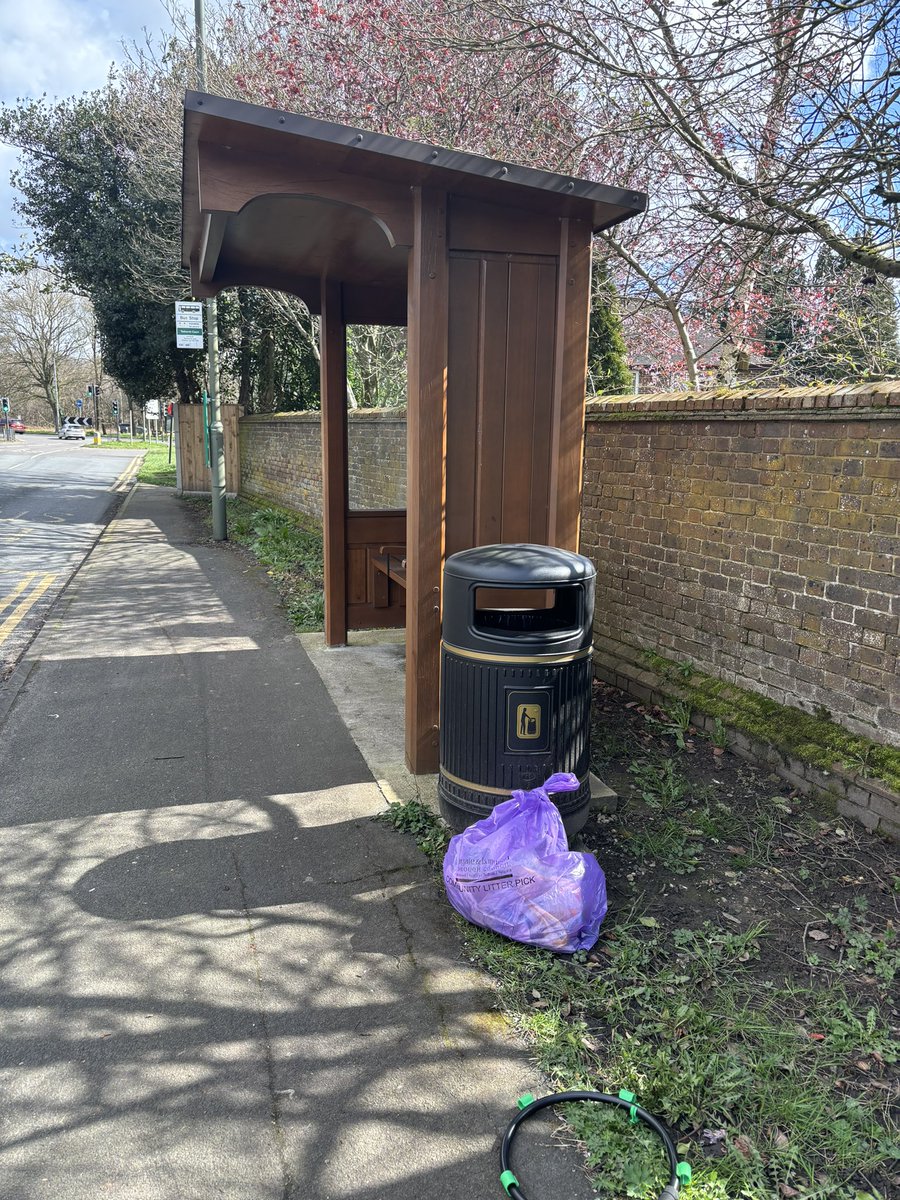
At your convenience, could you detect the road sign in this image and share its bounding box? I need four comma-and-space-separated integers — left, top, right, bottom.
175, 301, 204, 349
145, 400, 161, 420
75, 399, 83, 409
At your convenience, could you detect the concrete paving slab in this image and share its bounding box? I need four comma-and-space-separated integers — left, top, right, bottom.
0, 485, 598, 1200
299, 630, 438, 812
299, 633, 618, 819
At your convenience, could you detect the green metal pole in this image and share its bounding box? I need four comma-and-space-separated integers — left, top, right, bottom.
207, 296, 227, 541
195, 0, 227, 541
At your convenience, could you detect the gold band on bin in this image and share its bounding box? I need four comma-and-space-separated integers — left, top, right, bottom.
439, 766, 590, 797
441, 641, 592, 666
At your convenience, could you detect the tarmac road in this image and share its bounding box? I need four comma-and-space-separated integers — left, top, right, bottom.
0, 435, 140, 678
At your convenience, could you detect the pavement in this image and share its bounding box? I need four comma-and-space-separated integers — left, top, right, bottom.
0, 484, 598, 1200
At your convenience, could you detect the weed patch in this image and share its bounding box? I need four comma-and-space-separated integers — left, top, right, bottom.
377, 798, 449, 866
189, 496, 325, 632
379, 683, 900, 1200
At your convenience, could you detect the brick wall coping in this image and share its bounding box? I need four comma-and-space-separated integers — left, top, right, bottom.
240, 411, 320, 424
240, 407, 407, 425
587, 381, 900, 419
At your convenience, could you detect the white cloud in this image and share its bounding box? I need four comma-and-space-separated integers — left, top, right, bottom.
0, 0, 169, 101
0, 0, 179, 246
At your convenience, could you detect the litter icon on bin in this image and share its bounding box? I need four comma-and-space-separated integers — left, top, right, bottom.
517, 704, 542, 739
506, 690, 551, 753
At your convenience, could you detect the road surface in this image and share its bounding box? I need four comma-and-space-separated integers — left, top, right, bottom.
0, 434, 140, 677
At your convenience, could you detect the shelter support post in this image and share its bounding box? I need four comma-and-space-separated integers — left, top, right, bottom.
549, 217, 593, 549
321, 280, 349, 646
405, 188, 448, 774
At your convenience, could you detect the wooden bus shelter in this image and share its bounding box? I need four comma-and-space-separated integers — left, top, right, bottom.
181, 91, 646, 774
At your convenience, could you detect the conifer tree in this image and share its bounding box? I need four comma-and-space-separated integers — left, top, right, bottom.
807, 249, 900, 381
587, 257, 632, 395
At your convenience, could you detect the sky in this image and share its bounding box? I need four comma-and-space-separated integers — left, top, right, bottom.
0, 0, 181, 250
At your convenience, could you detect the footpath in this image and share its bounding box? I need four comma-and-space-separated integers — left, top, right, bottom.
0, 485, 595, 1200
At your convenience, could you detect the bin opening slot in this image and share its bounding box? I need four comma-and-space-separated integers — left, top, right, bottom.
473, 587, 581, 634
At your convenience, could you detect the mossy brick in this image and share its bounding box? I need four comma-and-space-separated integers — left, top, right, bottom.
863, 457, 900, 478
867, 788, 900, 821
871, 477, 898, 498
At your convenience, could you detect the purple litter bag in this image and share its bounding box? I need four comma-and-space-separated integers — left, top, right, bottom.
442, 773, 607, 953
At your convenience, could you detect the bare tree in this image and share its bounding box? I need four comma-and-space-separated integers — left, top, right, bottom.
0, 269, 90, 428
466, 0, 900, 276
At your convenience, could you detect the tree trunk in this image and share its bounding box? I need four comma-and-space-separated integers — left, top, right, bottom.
260, 331, 276, 412
238, 289, 253, 411
172, 353, 193, 404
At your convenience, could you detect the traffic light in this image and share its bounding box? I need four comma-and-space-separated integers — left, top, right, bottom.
112, 401, 119, 416
86, 385, 94, 398
1, 398, 9, 414
166, 402, 174, 416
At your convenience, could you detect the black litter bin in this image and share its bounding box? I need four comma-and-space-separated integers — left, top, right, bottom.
438, 543, 595, 835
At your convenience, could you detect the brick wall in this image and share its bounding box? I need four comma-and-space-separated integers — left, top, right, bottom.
347, 410, 407, 510
240, 413, 323, 518
239, 409, 407, 520
238, 387, 900, 797
581, 384, 900, 752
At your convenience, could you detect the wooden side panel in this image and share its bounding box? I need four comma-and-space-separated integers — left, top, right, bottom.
445, 250, 559, 556
320, 280, 349, 646
448, 196, 560, 256
499, 260, 557, 543
176, 403, 206, 492
406, 187, 448, 774
549, 217, 592, 550
526, 263, 558, 537
474, 258, 510, 545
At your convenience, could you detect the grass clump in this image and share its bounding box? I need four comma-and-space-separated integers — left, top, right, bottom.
806, 901, 900, 987
226, 499, 324, 631
460, 920, 899, 1200
135, 444, 177, 487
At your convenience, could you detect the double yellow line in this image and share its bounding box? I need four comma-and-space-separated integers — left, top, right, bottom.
113, 455, 142, 493
0, 572, 56, 647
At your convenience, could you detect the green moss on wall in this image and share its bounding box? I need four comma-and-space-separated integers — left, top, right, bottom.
640, 649, 900, 794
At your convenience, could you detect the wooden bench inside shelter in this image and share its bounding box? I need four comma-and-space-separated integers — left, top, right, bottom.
371, 546, 407, 608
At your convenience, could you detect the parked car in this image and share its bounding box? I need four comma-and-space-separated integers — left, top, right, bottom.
0, 417, 25, 433
58, 420, 87, 440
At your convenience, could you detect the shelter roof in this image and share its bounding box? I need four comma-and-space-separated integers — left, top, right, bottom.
182, 91, 647, 314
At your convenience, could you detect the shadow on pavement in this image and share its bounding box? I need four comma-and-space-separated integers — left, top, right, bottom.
0, 489, 598, 1200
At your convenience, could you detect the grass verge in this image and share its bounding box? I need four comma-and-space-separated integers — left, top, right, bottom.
190, 495, 325, 632
94, 438, 177, 487
378, 726, 899, 1200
